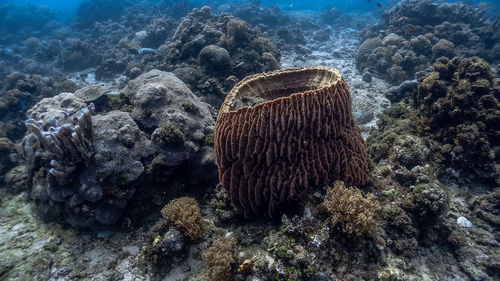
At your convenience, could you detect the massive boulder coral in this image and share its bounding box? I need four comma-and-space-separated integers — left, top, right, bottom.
91, 111, 154, 189
25, 94, 95, 222
161, 6, 281, 107
24, 71, 217, 228
215, 66, 368, 217
24, 93, 153, 227
121, 69, 216, 181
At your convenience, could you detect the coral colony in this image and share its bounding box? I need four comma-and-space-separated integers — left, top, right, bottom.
0, 0, 498, 280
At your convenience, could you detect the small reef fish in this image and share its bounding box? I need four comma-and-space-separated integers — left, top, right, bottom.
138, 48, 156, 54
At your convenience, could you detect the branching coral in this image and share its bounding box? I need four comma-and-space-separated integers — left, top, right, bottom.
160, 197, 204, 240
323, 181, 381, 236
202, 236, 237, 281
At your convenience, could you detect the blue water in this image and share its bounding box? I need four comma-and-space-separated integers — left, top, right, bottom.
2, 0, 499, 20
0, 0, 498, 46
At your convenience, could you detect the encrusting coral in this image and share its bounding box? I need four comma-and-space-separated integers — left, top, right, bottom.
215, 66, 368, 217
202, 236, 237, 281
160, 197, 204, 240
323, 181, 381, 236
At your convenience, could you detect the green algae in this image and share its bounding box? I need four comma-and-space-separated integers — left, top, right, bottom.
157, 123, 185, 145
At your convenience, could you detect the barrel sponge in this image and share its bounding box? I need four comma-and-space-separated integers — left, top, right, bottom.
215, 66, 368, 217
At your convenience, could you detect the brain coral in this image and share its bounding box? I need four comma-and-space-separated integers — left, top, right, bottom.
215, 66, 368, 217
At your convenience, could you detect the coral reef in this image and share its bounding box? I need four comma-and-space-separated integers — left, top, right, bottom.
0, 138, 20, 185
357, 0, 500, 85
0, 4, 57, 45
122, 70, 216, 183
323, 181, 381, 236
416, 56, 500, 185
22, 69, 217, 228
74, 0, 130, 29
202, 236, 237, 281
60, 39, 97, 71
320, 7, 356, 28
215, 66, 368, 217
0, 3, 281, 95
0, 1, 183, 82
232, 2, 308, 50
140, 18, 176, 49
162, 6, 281, 107
160, 197, 204, 240
362, 55, 500, 280
1, 1, 500, 280
0, 73, 77, 141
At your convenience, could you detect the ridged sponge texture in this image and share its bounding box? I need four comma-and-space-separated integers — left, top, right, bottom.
215, 66, 368, 217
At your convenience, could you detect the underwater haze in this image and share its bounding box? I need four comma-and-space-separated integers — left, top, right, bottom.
0, 0, 499, 280
3, 0, 500, 14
